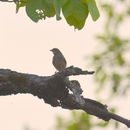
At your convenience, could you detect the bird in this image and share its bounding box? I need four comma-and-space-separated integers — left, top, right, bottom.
50, 48, 67, 71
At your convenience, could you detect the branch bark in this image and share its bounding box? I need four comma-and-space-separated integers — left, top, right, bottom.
0, 66, 130, 128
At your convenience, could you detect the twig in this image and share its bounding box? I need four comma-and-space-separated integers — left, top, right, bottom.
0, 0, 13, 2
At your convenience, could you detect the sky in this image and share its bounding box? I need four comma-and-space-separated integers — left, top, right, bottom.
0, 2, 130, 130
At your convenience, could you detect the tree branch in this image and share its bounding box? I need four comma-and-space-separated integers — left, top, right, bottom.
0, 0, 26, 3
0, 67, 129, 127
0, 0, 13, 2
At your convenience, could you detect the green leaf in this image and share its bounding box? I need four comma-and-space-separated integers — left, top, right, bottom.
16, 0, 28, 13
16, 2, 19, 13
88, 0, 100, 21
96, 121, 108, 127
53, 0, 61, 20
26, 0, 55, 22
62, 0, 89, 30
80, 0, 88, 4
109, 107, 116, 113
114, 121, 119, 129
67, 124, 78, 130
116, 53, 125, 66
111, 73, 121, 93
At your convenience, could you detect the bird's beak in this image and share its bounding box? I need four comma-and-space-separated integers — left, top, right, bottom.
50, 49, 52, 51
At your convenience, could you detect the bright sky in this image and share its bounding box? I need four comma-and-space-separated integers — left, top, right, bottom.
0, 2, 130, 130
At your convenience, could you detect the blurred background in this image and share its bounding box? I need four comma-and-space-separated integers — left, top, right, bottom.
0, 0, 130, 130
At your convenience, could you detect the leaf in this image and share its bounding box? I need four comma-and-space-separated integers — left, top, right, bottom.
16, 0, 28, 13
16, 2, 20, 13
114, 121, 119, 129
111, 73, 121, 93
80, 0, 88, 4
16, 0, 100, 29
26, 0, 55, 22
88, 0, 100, 21
67, 124, 78, 130
53, 0, 61, 20
96, 121, 108, 127
116, 53, 125, 66
109, 107, 116, 113
62, 0, 89, 30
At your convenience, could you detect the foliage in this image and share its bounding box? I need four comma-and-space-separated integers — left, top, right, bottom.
55, 111, 93, 130
54, 0, 130, 130
91, 0, 130, 97
15, 0, 100, 30
54, 111, 110, 130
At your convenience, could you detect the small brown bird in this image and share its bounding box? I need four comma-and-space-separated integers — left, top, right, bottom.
50, 48, 67, 71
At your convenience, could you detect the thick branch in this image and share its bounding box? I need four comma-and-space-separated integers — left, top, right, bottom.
0, 67, 129, 128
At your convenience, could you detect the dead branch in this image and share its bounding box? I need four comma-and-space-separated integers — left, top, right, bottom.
0, 67, 130, 127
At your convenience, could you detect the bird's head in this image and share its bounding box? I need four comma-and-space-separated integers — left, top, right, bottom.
50, 48, 61, 55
